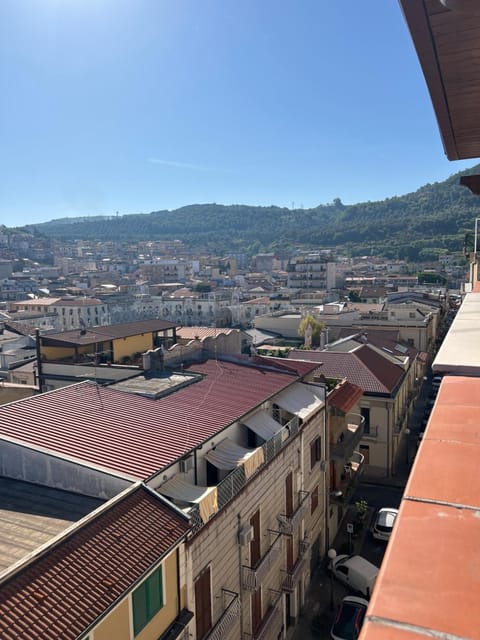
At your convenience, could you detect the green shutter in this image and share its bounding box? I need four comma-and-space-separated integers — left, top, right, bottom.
133, 581, 148, 635
132, 567, 164, 636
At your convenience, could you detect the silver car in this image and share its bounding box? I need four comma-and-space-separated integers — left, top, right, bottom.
371, 507, 398, 541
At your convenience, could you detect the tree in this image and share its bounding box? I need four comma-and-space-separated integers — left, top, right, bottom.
298, 314, 325, 348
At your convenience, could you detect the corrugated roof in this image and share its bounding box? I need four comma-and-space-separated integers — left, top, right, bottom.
0, 359, 301, 479
41, 319, 177, 346
0, 486, 189, 640
287, 347, 403, 394
362, 376, 480, 639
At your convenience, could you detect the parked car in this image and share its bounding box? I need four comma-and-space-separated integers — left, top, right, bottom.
432, 375, 443, 390
331, 595, 369, 640
371, 507, 398, 541
331, 554, 379, 597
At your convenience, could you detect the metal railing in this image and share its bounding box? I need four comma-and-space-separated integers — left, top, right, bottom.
251, 590, 283, 640
282, 557, 307, 592
331, 412, 365, 460
242, 533, 282, 591
189, 415, 301, 536
205, 590, 241, 640
278, 490, 310, 535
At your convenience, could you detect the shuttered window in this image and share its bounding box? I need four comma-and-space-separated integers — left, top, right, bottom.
132, 565, 164, 636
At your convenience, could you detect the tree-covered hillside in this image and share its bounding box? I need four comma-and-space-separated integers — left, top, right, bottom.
24, 164, 480, 260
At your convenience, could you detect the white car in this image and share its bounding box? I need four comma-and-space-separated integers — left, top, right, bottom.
371, 507, 398, 541
331, 595, 369, 640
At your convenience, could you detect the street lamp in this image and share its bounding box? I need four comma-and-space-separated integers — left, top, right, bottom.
328, 548, 337, 611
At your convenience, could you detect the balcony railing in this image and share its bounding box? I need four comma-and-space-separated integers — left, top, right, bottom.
242, 533, 282, 591
330, 450, 365, 504
331, 412, 365, 460
251, 591, 283, 640
299, 536, 310, 557
282, 557, 307, 592
205, 590, 240, 640
189, 415, 300, 535
278, 490, 310, 535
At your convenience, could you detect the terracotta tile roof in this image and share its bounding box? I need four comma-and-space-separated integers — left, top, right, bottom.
328, 380, 363, 413
41, 319, 177, 346
0, 486, 189, 640
362, 376, 480, 639
287, 347, 403, 394
177, 326, 235, 340
0, 359, 302, 479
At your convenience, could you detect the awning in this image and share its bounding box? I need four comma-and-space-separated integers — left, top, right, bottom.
159, 475, 218, 523
205, 438, 265, 479
275, 383, 324, 420
243, 410, 283, 441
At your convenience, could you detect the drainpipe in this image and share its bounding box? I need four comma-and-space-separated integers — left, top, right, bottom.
35, 328, 43, 392
386, 402, 391, 477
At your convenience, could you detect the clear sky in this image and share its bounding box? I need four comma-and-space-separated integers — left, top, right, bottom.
0, 0, 475, 227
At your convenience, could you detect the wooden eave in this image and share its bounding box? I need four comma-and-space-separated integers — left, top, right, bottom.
399, 0, 480, 160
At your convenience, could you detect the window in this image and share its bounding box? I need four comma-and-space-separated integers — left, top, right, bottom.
132, 565, 164, 636
310, 436, 321, 470
195, 566, 212, 639
311, 485, 319, 514
360, 408, 370, 434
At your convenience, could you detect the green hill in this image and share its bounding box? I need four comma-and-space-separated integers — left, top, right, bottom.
23, 164, 480, 260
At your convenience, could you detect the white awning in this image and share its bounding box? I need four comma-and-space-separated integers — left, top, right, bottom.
275, 382, 324, 420
159, 475, 218, 523
205, 438, 265, 478
243, 410, 283, 441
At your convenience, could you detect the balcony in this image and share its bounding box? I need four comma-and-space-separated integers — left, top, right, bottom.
282, 557, 308, 592
250, 591, 283, 640
278, 490, 310, 535
331, 412, 365, 461
188, 415, 300, 535
242, 533, 282, 591
205, 590, 240, 640
330, 450, 365, 503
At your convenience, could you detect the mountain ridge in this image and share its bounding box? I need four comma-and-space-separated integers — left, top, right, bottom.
21, 163, 480, 260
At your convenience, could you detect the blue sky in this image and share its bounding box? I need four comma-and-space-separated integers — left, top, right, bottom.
0, 0, 475, 227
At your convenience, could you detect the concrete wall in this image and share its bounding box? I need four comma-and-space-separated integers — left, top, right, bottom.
0, 441, 132, 499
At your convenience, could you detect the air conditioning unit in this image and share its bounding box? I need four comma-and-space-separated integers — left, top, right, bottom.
238, 524, 254, 546
179, 456, 194, 473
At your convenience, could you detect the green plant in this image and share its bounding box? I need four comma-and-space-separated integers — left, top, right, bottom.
355, 499, 368, 517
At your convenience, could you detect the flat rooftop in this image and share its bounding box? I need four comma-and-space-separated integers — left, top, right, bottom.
362, 375, 480, 639
0, 477, 104, 576
433, 292, 480, 375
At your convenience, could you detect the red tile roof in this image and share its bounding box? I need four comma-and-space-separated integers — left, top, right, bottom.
287, 347, 404, 394
361, 376, 480, 639
0, 359, 302, 479
0, 486, 189, 640
328, 380, 363, 413
177, 326, 236, 340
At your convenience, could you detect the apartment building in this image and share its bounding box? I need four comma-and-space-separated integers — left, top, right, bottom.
287, 254, 336, 291
0, 353, 333, 639
9, 296, 109, 332
287, 330, 421, 479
